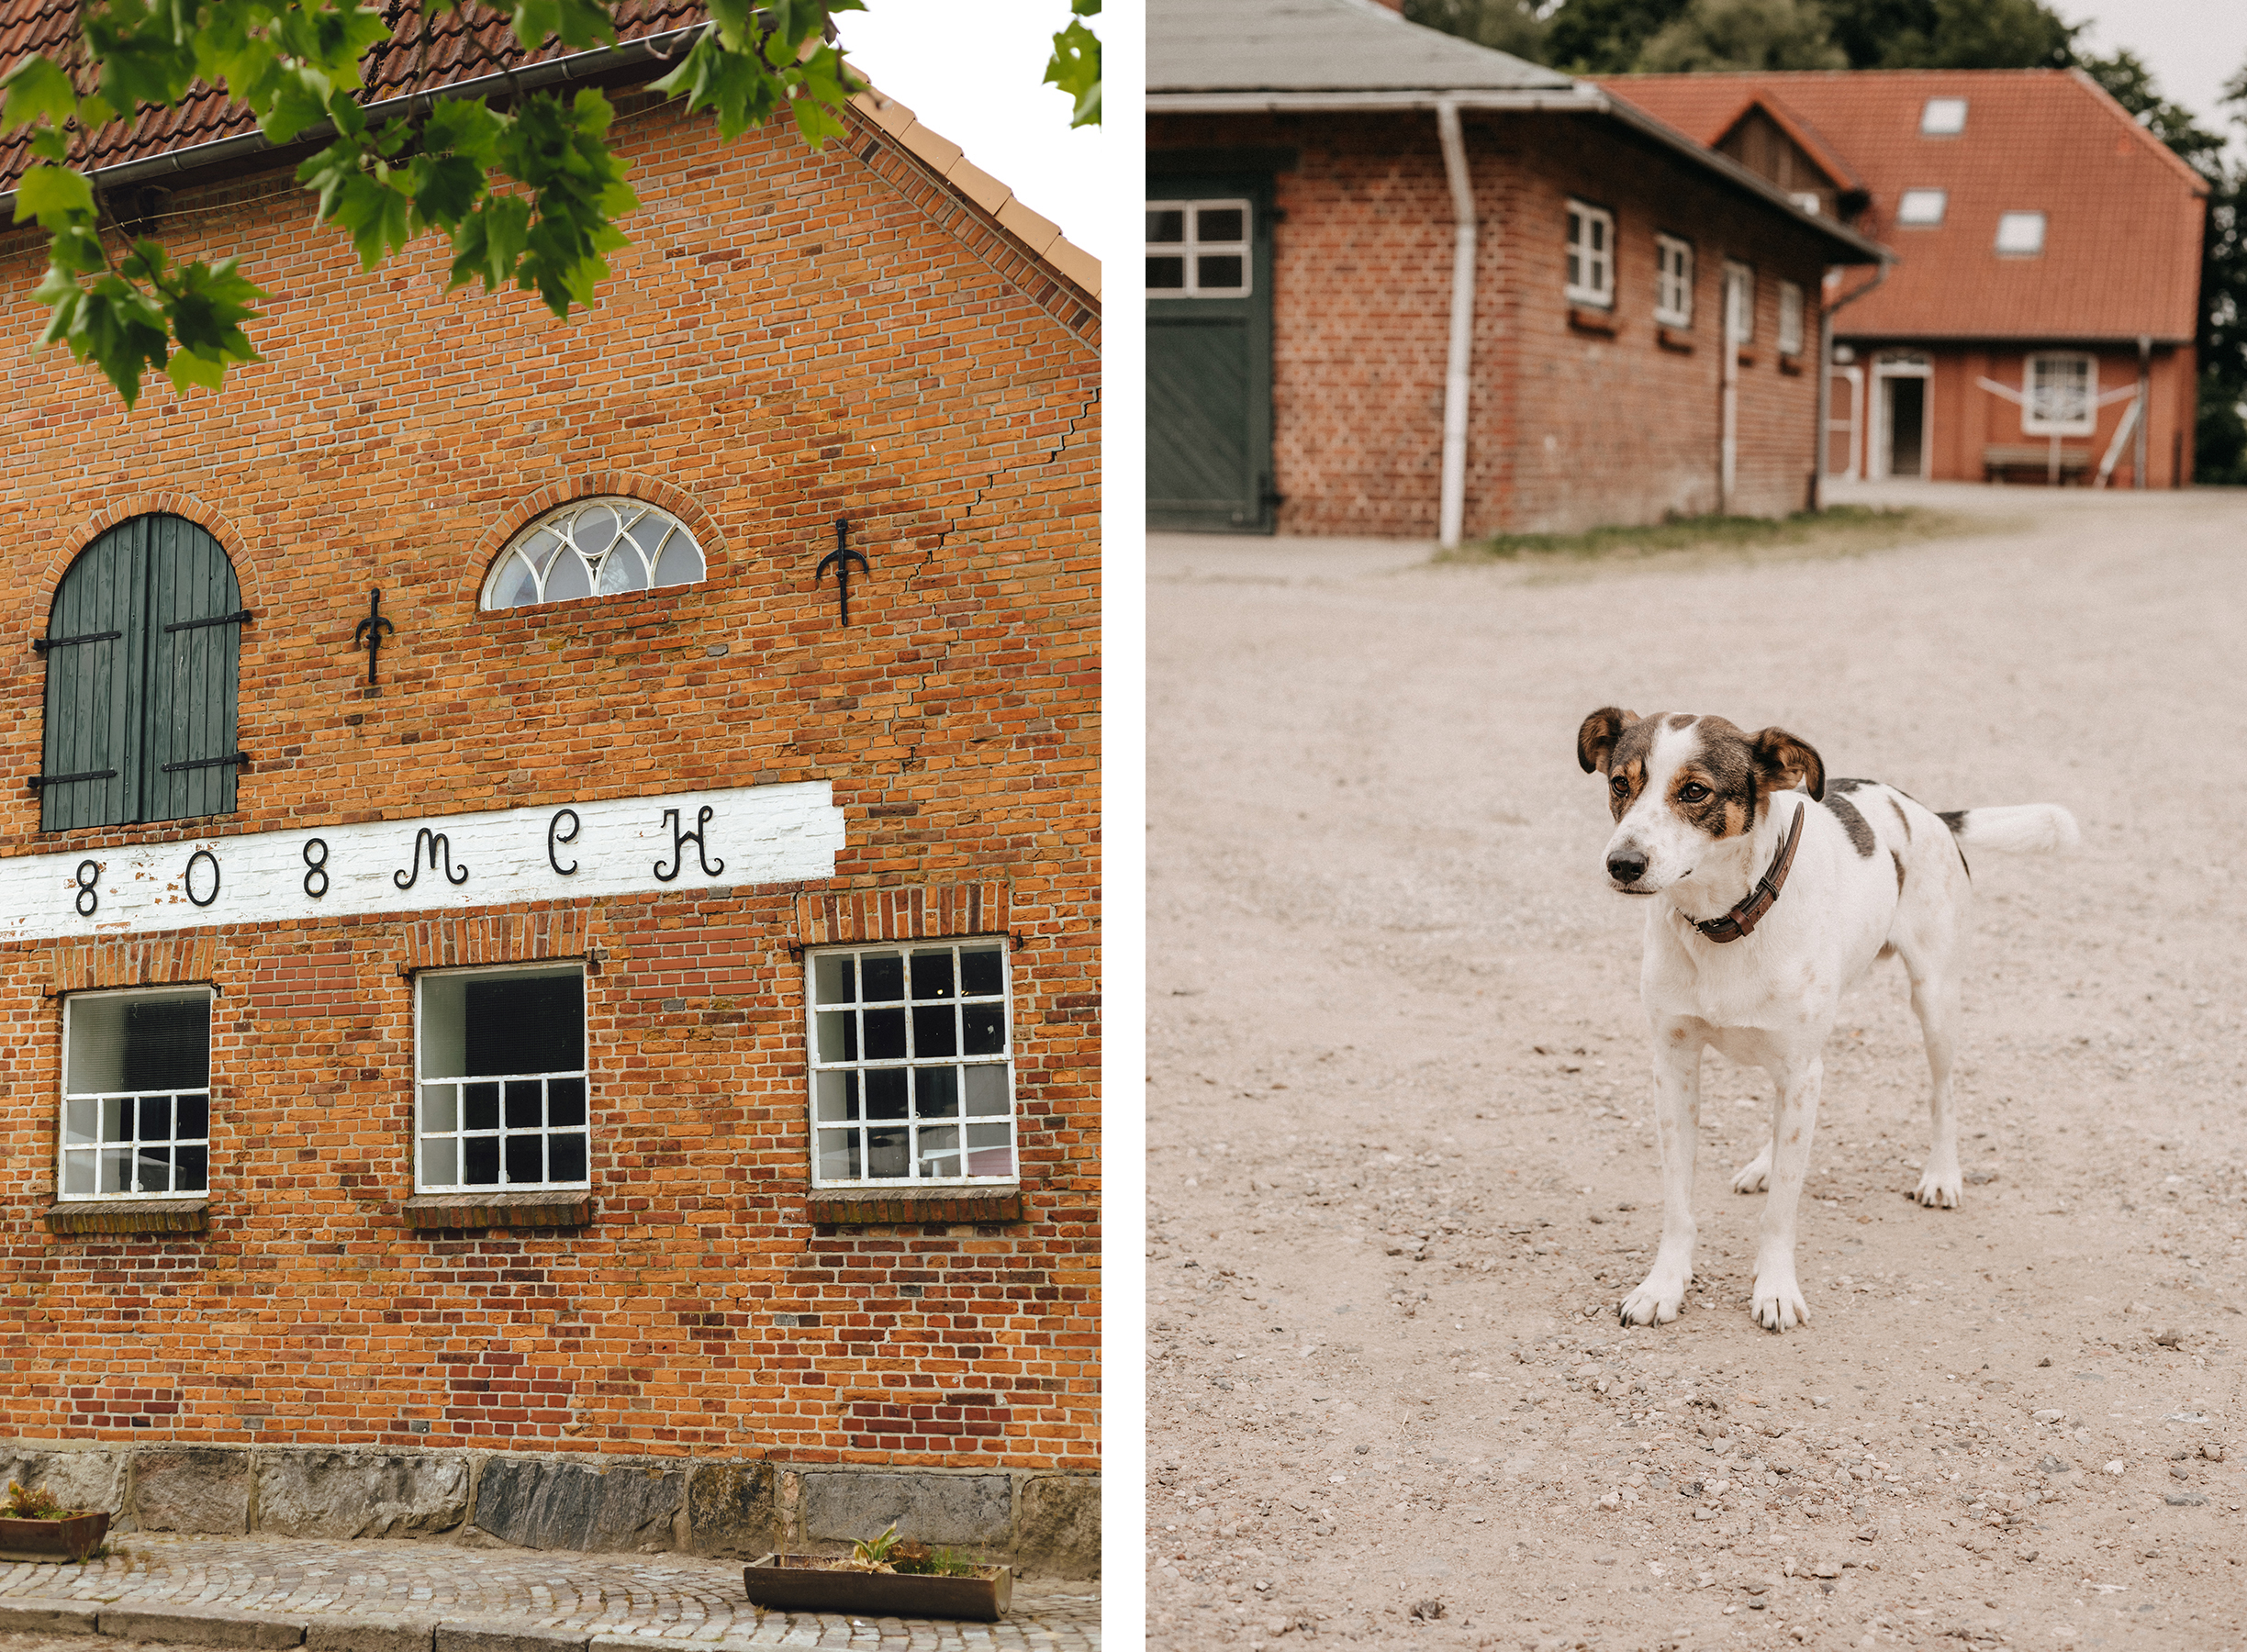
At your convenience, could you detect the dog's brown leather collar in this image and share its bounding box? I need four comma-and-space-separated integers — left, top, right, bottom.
1694, 803, 1806, 944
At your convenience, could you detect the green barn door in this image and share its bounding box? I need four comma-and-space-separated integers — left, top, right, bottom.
40, 515, 240, 831
1147, 173, 1275, 533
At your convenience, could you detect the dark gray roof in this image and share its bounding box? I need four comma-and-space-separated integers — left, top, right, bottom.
1149, 0, 1574, 95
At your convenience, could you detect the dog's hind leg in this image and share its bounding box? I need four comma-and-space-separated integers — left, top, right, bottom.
1906, 965, 1965, 1208
1621, 1021, 1704, 1327
1731, 1127, 1773, 1195
1750, 1054, 1822, 1333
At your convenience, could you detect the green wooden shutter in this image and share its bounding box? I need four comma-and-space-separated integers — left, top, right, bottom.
142, 516, 242, 822
39, 514, 240, 831
39, 521, 149, 832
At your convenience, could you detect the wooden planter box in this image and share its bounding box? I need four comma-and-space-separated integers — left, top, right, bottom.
743, 1554, 1012, 1620
0, 1511, 110, 1564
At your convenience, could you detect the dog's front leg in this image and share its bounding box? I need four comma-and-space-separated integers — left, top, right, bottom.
1621, 1023, 1703, 1327
1750, 1055, 1822, 1333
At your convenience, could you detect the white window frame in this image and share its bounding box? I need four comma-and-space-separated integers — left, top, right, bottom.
1895, 188, 1947, 227
1565, 199, 1615, 308
806, 939, 1017, 1189
1920, 97, 1967, 136
1777, 281, 1805, 358
481, 497, 707, 612
1995, 212, 2047, 257
1653, 234, 1694, 328
1146, 198, 1253, 298
2022, 352, 2097, 436
1723, 260, 1755, 345
414, 963, 591, 1194
58, 986, 214, 1201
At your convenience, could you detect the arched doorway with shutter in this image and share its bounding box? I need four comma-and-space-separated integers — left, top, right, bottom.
37, 514, 248, 832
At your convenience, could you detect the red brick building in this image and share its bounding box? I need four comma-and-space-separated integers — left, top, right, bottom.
0, 2, 1101, 1574
1602, 70, 2208, 487
1147, 0, 1884, 540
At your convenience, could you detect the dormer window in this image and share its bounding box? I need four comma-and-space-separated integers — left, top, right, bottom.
1995, 212, 2047, 257
1920, 97, 1967, 136
1895, 189, 1947, 227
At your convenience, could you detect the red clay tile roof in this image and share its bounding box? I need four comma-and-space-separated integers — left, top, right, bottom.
1597, 69, 2208, 343
0, 0, 704, 195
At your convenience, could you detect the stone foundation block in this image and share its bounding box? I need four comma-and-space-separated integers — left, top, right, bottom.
132, 1447, 251, 1535
470, 1457, 684, 1553
799, 1470, 1011, 1549
1016, 1474, 1100, 1578
256, 1451, 470, 1539
683, 1461, 777, 1557
0, 1448, 130, 1518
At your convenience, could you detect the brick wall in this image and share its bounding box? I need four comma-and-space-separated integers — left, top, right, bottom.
0, 87, 1099, 1486
1151, 111, 1839, 536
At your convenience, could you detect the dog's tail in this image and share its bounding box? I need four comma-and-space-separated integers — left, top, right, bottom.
1937, 803, 2080, 854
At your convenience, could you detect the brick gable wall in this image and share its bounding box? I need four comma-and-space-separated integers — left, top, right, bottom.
0, 88, 1099, 1502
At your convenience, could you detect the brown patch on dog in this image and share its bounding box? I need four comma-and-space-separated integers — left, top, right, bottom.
1657, 715, 1761, 839
1886, 796, 1911, 841
1892, 848, 1906, 894
1666, 713, 1697, 731
1750, 724, 1826, 802
1577, 706, 1642, 776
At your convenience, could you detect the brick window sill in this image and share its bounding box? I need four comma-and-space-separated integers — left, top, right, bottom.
1657, 325, 1694, 352
806, 1186, 1025, 1226
1778, 355, 1805, 375
402, 1190, 594, 1230
1736, 347, 1760, 367
45, 1199, 208, 1236
1567, 306, 1619, 337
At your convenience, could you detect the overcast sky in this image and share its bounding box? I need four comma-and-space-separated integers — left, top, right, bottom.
838, 2, 1115, 269
2071, 0, 2247, 156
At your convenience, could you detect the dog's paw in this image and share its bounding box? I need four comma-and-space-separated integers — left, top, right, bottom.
1750, 1270, 1809, 1334
1731, 1144, 1772, 1195
1620, 1270, 1689, 1327
1912, 1165, 1962, 1208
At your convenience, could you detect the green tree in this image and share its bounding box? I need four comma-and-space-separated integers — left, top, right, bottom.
2197, 66, 2247, 485
1540, 0, 1690, 73
1820, 0, 2075, 69
1634, 0, 1844, 73
1403, 0, 1547, 63
5, 0, 1098, 408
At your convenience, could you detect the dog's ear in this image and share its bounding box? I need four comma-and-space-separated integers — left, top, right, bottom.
1577, 707, 1640, 776
1751, 726, 1826, 801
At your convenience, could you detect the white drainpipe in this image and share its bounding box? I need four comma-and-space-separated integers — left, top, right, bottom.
1437, 99, 1476, 548
1810, 261, 1889, 509
1719, 278, 1739, 513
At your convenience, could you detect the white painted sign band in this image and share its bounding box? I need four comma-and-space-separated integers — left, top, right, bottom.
0, 783, 846, 944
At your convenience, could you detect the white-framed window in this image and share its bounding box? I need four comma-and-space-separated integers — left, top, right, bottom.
59, 987, 212, 1200
1654, 234, 1694, 327
1146, 200, 1252, 297
1920, 97, 1967, 136
1565, 199, 1615, 307
481, 497, 706, 611
1723, 260, 1755, 344
807, 940, 1015, 1188
1778, 281, 1805, 357
1792, 192, 1822, 216
1895, 188, 1947, 227
1995, 212, 2047, 257
2023, 352, 2096, 436
415, 964, 589, 1192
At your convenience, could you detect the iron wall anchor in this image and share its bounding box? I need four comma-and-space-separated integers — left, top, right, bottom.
815, 518, 871, 627
352, 588, 396, 686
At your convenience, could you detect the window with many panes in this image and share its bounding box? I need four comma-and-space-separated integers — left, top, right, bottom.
1146, 200, 1252, 296
2023, 353, 2096, 435
480, 497, 705, 611
60, 988, 211, 1200
1654, 234, 1694, 327
1723, 261, 1756, 344
1565, 200, 1614, 307
808, 941, 1015, 1188
1778, 281, 1805, 357
416, 965, 589, 1191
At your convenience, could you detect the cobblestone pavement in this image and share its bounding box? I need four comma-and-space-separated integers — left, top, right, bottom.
0, 1536, 1097, 1651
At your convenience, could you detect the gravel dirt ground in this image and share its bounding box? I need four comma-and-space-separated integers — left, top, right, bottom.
1145, 483, 2247, 1651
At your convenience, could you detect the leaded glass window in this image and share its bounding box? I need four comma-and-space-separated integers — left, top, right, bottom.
807, 941, 1016, 1188
60, 988, 212, 1200
416, 965, 589, 1191
481, 497, 706, 611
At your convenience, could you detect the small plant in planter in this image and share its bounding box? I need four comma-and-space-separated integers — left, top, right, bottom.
0, 1480, 112, 1565
743, 1523, 1013, 1621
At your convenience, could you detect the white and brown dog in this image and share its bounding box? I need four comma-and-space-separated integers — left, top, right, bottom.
1576, 708, 2078, 1333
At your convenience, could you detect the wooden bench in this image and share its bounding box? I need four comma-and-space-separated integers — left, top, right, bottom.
1983, 443, 2089, 483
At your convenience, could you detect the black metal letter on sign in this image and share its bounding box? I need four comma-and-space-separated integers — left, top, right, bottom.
73, 859, 99, 918
653, 806, 725, 883
548, 808, 581, 876
303, 838, 330, 899
184, 849, 221, 909
395, 828, 469, 890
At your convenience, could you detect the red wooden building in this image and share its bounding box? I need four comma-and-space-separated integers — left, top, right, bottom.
1603, 70, 2209, 487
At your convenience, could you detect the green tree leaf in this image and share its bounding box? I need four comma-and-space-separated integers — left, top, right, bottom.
13, 164, 95, 228
0, 55, 81, 132
1044, 6, 1101, 128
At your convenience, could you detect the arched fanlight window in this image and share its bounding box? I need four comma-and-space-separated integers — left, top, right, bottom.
481, 497, 707, 610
